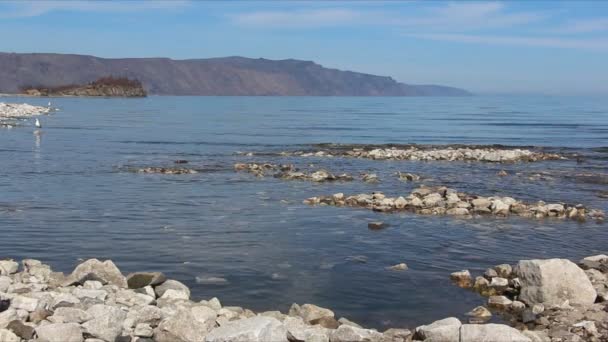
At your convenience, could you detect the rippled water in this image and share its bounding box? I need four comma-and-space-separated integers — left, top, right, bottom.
1, 96, 607, 329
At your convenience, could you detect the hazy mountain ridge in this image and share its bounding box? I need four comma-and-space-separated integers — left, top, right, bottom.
0, 52, 470, 96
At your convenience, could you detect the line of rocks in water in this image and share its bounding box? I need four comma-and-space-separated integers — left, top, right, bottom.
0, 257, 565, 342
303, 186, 605, 222
0, 102, 51, 128
449, 254, 608, 341
234, 163, 354, 182
273, 146, 564, 163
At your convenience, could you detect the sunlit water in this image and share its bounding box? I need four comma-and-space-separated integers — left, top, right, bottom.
1, 96, 607, 328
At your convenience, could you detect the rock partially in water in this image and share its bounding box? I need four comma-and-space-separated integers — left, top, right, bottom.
0, 102, 51, 128
450, 270, 472, 288
304, 185, 605, 222
367, 221, 386, 230
234, 163, 353, 182
397, 172, 421, 182
277, 144, 564, 163
137, 167, 198, 175
387, 263, 408, 271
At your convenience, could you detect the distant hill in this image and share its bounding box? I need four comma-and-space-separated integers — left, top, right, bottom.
0, 52, 470, 96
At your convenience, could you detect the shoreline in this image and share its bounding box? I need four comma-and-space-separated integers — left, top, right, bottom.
1, 254, 606, 341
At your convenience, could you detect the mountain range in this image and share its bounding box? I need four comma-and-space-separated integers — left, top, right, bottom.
0, 52, 470, 96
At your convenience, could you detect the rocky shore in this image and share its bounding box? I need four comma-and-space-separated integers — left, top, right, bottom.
449, 255, 608, 341
274, 145, 563, 163
304, 186, 605, 222
1, 255, 606, 341
0, 102, 50, 128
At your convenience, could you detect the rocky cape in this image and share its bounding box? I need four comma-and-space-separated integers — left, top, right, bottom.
21, 77, 147, 98
1, 254, 607, 342
0, 52, 470, 96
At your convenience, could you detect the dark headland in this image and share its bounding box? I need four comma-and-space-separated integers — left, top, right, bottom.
0, 52, 470, 96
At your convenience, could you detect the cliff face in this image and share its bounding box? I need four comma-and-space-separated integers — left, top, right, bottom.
0, 52, 470, 96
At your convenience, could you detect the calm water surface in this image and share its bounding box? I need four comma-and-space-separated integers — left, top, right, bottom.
1, 96, 607, 328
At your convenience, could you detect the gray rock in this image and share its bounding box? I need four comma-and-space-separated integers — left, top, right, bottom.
155, 306, 216, 342
35, 323, 84, 342
82, 305, 127, 342
127, 272, 167, 289
516, 259, 597, 306
65, 259, 127, 288
205, 316, 288, 342
7, 319, 35, 339
154, 279, 190, 299
51, 293, 81, 309
127, 305, 162, 326
329, 325, 383, 342
460, 324, 531, 342
415, 317, 461, 342
0, 329, 20, 342
73, 288, 107, 301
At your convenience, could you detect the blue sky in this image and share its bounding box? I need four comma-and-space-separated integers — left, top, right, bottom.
1, 1, 608, 95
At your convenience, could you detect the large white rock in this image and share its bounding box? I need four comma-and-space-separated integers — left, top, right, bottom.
283, 316, 329, 342
205, 316, 288, 342
415, 317, 461, 342
154, 279, 191, 299
35, 323, 84, 342
329, 325, 383, 342
155, 306, 217, 342
516, 259, 597, 306
65, 259, 127, 288
0, 260, 18, 275
293, 304, 334, 324
82, 305, 127, 342
460, 324, 531, 342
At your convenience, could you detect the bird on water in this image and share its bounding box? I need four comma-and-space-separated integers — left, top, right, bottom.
35, 118, 41, 128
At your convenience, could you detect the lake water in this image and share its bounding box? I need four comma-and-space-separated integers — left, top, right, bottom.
1, 96, 607, 329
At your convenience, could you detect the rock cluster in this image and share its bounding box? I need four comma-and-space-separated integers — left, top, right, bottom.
0, 102, 51, 128
303, 186, 605, 222
136, 167, 198, 175
451, 256, 608, 341
234, 163, 353, 182
284, 146, 563, 163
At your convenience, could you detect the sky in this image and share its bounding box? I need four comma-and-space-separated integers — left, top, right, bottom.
1, 0, 608, 95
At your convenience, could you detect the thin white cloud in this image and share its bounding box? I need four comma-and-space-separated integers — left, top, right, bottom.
230, 2, 545, 31
407, 33, 608, 51
231, 8, 362, 28
0, 0, 189, 18
552, 17, 608, 34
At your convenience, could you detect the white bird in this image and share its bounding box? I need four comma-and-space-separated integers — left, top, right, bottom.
35, 118, 41, 128
47, 101, 51, 107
